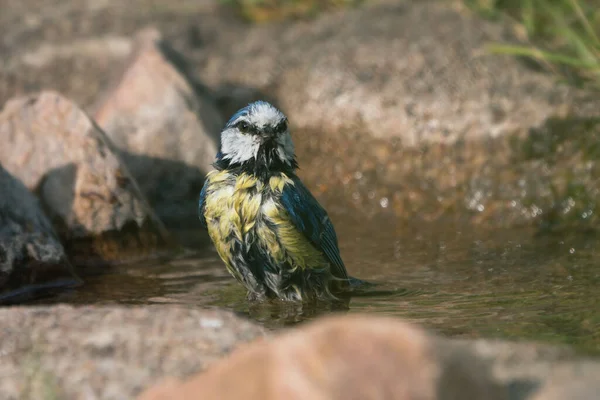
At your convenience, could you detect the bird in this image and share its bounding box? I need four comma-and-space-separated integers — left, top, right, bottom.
198, 100, 350, 302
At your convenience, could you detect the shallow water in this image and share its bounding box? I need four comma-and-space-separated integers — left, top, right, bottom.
29, 210, 600, 356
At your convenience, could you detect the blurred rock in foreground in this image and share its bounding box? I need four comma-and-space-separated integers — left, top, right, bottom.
0, 305, 266, 400
139, 315, 507, 400
0, 92, 172, 265
137, 314, 600, 400
1, 307, 599, 400
0, 164, 77, 302
94, 28, 222, 227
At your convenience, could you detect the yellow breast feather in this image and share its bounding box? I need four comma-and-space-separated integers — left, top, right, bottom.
205, 172, 267, 280
268, 173, 293, 193
206, 171, 327, 279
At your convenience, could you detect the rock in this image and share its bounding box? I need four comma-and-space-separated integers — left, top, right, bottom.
530, 378, 600, 400
138, 315, 509, 400
2, 0, 600, 230
0, 0, 222, 109
441, 338, 600, 399
0, 164, 77, 302
1, 309, 599, 400
0, 305, 266, 400
196, 1, 598, 146
93, 28, 222, 226
0, 91, 172, 265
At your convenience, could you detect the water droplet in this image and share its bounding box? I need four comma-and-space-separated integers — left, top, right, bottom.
477, 204, 485, 212
200, 318, 223, 329
582, 210, 592, 219
368, 191, 375, 199
352, 192, 360, 201
354, 171, 363, 180
380, 197, 389, 208
569, 248, 575, 254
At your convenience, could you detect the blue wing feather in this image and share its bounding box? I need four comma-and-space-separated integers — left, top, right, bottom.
280, 176, 349, 280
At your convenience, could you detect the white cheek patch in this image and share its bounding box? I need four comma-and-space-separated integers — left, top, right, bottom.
221, 129, 260, 164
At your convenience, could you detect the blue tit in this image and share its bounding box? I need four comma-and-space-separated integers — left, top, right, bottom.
198, 101, 351, 301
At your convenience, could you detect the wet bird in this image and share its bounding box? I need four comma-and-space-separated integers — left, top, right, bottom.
198, 101, 350, 301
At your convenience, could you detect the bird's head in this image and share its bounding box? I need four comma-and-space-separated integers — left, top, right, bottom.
215, 101, 298, 173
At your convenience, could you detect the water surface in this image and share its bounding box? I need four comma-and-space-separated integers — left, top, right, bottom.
31, 211, 600, 355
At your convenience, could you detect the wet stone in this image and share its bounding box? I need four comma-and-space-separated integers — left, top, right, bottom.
94, 28, 222, 227
0, 91, 172, 265
292, 115, 600, 232
0, 163, 76, 303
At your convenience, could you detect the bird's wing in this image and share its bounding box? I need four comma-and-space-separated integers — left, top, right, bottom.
198, 178, 209, 229
280, 176, 349, 280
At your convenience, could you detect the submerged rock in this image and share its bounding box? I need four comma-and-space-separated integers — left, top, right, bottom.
94, 28, 222, 227
0, 91, 172, 265
0, 305, 266, 400
0, 164, 76, 302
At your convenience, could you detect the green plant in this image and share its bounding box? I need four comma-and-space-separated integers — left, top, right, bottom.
465, 0, 600, 89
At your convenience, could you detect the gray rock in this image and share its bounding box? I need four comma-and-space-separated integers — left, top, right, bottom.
94, 28, 222, 226
0, 305, 266, 400
0, 163, 74, 301
195, 1, 598, 146
438, 338, 600, 400
0, 91, 172, 265
529, 378, 600, 400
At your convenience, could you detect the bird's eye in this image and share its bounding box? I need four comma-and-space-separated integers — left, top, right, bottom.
275, 119, 288, 133
237, 121, 250, 132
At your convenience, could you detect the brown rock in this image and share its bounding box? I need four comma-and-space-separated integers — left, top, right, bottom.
4, 1, 599, 230
94, 28, 222, 226
0, 305, 266, 400
138, 315, 508, 400
196, 1, 598, 146
0, 91, 171, 265
0, 163, 77, 302
0, 0, 222, 109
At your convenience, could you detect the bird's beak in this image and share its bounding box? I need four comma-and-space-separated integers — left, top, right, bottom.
260, 127, 276, 143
